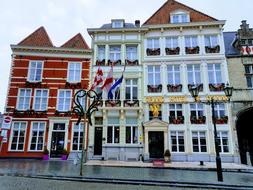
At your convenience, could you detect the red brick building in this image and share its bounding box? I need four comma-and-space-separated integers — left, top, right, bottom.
0, 27, 91, 159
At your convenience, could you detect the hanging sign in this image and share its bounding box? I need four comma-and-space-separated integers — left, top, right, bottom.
1, 116, 12, 130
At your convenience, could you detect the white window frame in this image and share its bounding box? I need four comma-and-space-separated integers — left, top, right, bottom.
148, 65, 161, 85
169, 104, 183, 118
187, 64, 201, 85
112, 20, 124, 28
217, 131, 229, 153
27, 61, 43, 82
28, 122, 46, 151
205, 35, 219, 48
57, 89, 72, 112
165, 37, 179, 49
185, 36, 198, 48
171, 13, 190, 24
109, 45, 121, 61
126, 45, 138, 61
167, 65, 181, 85
33, 89, 49, 111
71, 122, 85, 151
147, 38, 160, 49
9, 122, 27, 151
190, 103, 204, 118
17, 88, 32, 111
171, 131, 185, 152
208, 63, 222, 84
125, 79, 138, 100
192, 131, 207, 153
97, 45, 106, 61
107, 125, 120, 144
125, 126, 138, 144
245, 65, 253, 88
214, 103, 226, 118
67, 62, 82, 83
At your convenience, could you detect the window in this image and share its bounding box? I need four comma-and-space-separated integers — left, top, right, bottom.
149, 104, 162, 120
109, 46, 121, 61
17, 89, 32, 110
167, 65, 180, 85
112, 20, 124, 28
208, 64, 222, 84
217, 131, 229, 153
192, 131, 207, 152
185, 36, 198, 48
245, 65, 253, 88
126, 46, 137, 61
126, 117, 138, 144
205, 35, 218, 47
171, 131, 185, 152
125, 79, 138, 100
74, 90, 86, 110
147, 38, 159, 49
10, 122, 27, 151
165, 37, 179, 49
169, 104, 184, 124
107, 117, 120, 144
57, 90, 72, 111
171, 13, 189, 23
29, 122, 45, 151
148, 66, 161, 85
33, 89, 48, 111
72, 123, 84, 151
97, 46, 105, 61
28, 61, 43, 82
67, 62, 81, 83
190, 103, 204, 118
187, 65, 201, 85
214, 103, 225, 118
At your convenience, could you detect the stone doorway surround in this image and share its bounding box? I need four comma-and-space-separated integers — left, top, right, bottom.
142, 119, 169, 160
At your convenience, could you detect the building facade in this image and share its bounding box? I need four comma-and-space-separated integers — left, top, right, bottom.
0, 27, 92, 159
87, 0, 239, 163
224, 21, 253, 165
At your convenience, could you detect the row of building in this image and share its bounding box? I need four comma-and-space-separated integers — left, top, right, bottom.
0, 0, 252, 164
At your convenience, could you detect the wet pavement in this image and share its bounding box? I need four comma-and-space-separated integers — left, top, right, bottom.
0, 159, 253, 188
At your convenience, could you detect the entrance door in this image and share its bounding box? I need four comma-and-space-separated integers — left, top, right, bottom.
94, 127, 103, 155
148, 131, 164, 158
50, 123, 66, 158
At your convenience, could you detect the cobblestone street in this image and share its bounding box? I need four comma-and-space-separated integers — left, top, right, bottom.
0, 159, 252, 189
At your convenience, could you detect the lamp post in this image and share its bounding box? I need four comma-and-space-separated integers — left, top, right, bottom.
73, 89, 101, 176
189, 83, 233, 182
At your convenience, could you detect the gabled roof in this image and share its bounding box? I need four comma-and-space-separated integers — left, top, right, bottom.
143, 0, 218, 25
18, 26, 54, 47
61, 33, 90, 49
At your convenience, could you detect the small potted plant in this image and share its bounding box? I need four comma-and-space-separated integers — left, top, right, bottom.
61, 149, 69, 160
42, 148, 49, 160
164, 149, 171, 163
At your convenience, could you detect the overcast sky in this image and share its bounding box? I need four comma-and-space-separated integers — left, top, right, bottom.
0, 0, 252, 112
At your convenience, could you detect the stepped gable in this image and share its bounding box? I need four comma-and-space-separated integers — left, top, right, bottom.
18, 26, 54, 47
61, 33, 90, 49
143, 0, 218, 25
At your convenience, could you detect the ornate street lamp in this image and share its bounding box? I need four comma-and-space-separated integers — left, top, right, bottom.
189, 83, 233, 182
73, 89, 101, 176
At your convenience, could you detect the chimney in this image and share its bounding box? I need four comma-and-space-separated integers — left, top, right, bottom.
135, 20, 140, 27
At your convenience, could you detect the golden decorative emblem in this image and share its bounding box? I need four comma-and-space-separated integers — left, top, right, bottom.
206, 95, 228, 101
145, 96, 164, 103
150, 104, 160, 117
169, 96, 187, 103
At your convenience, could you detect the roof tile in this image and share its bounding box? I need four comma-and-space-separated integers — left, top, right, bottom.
143, 0, 217, 25
18, 26, 54, 47
61, 33, 89, 49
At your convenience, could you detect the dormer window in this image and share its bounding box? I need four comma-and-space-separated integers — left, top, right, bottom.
170, 10, 190, 24
112, 19, 124, 28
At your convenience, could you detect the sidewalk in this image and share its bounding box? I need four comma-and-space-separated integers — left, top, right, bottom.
85, 160, 253, 171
